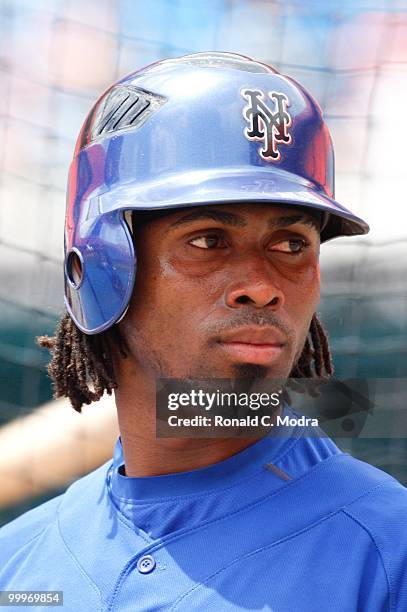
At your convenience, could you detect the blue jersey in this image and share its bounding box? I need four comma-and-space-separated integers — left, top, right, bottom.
1, 407, 407, 611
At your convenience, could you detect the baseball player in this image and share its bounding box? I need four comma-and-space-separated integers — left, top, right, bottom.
1, 52, 406, 611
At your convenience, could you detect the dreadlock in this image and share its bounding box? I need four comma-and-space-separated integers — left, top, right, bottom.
287, 314, 334, 399
37, 311, 333, 413
37, 314, 127, 413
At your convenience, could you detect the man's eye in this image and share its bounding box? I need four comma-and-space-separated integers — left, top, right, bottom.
270, 239, 308, 254
188, 235, 227, 249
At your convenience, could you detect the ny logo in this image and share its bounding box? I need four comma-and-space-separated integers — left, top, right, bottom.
241, 89, 292, 161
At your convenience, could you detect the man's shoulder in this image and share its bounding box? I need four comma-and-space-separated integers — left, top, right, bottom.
341, 455, 407, 531
342, 458, 407, 560
336, 456, 407, 608
338, 451, 405, 497
0, 492, 64, 575
274, 448, 406, 548
0, 458, 112, 565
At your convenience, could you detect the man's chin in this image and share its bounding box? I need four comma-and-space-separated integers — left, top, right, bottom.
233, 363, 269, 378
231, 363, 288, 394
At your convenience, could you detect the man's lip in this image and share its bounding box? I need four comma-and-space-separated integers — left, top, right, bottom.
218, 342, 284, 366
216, 327, 287, 366
217, 326, 287, 346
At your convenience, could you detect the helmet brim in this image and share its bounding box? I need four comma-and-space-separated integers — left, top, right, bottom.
98, 166, 369, 243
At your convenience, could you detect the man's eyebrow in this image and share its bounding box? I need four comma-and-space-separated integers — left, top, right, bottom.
169, 209, 246, 229
168, 209, 320, 231
270, 214, 320, 232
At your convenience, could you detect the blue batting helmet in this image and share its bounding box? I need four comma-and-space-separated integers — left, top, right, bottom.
64, 52, 369, 334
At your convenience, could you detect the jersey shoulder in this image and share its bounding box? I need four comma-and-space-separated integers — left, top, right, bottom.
0, 459, 112, 567
341, 458, 407, 610
0, 493, 63, 564
343, 457, 407, 526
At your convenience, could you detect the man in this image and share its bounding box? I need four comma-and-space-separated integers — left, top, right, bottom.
1, 53, 406, 611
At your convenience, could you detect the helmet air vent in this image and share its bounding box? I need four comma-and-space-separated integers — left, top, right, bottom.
79, 86, 167, 150
97, 88, 150, 135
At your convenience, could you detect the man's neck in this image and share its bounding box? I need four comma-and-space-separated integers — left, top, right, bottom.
114, 372, 280, 478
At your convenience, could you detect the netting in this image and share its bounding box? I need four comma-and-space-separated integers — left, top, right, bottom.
0, 0, 406, 520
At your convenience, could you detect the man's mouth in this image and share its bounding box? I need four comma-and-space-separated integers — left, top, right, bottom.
217, 327, 286, 366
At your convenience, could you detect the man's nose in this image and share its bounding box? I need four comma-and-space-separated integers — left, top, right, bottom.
224, 254, 285, 310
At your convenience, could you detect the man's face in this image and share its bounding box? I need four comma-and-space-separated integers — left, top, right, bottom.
118, 203, 321, 381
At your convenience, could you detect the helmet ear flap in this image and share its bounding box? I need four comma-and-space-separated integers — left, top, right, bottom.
115, 305, 129, 325
124, 210, 134, 237
65, 248, 84, 289
64, 210, 136, 334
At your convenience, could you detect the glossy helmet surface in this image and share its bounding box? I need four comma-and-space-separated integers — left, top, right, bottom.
65, 52, 369, 334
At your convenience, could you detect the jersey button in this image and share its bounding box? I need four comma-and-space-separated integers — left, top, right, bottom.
137, 555, 156, 574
